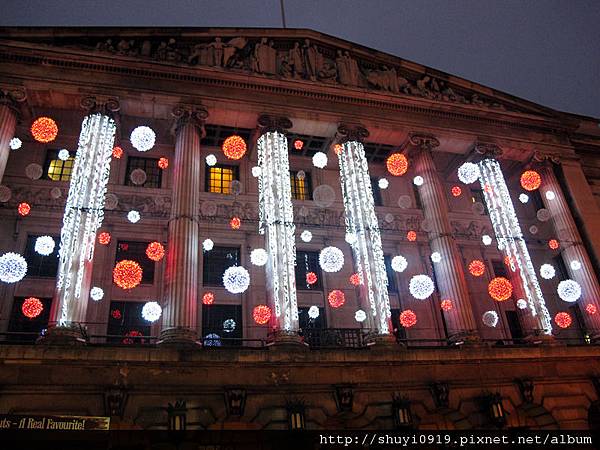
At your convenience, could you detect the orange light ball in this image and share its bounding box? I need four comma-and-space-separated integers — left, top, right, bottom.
520, 170, 542, 191
202, 292, 215, 305
306, 272, 317, 285
548, 239, 559, 250
31, 117, 58, 143
554, 312, 572, 329
349, 273, 361, 286
451, 186, 462, 197
98, 232, 111, 245
158, 157, 169, 169
586, 303, 597, 315
293, 140, 304, 150
222, 135, 247, 160
230, 216, 241, 229
488, 277, 513, 302
406, 230, 417, 242
333, 144, 343, 155
440, 299, 453, 311
253, 304, 272, 325
17, 202, 31, 216
112, 146, 123, 159
468, 260, 485, 277
386, 153, 408, 176
145, 241, 165, 261
504, 255, 513, 267
399, 309, 417, 328
328, 290, 346, 308
22, 297, 43, 319
113, 260, 143, 290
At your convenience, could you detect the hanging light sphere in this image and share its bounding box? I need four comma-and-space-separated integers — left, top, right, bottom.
319, 246, 345, 273
206, 154, 217, 166
98, 232, 111, 245
111, 309, 122, 320
230, 216, 241, 230
520, 170, 542, 191
253, 305, 272, 325
482, 234, 492, 246
328, 290, 346, 308
468, 260, 486, 277
409, 274, 435, 300
202, 292, 215, 305
570, 260, 582, 271
9, 137, 22, 150
519, 193, 529, 204
158, 157, 169, 169
306, 271, 318, 285
545, 190, 556, 200
308, 305, 320, 319
406, 230, 417, 242
127, 210, 141, 223
440, 299, 453, 311
586, 303, 597, 315
349, 273, 362, 286
554, 312, 572, 329
293, 139, 304, 150
345, 232, 357, 245
90, 287, 104, 301
113, 260, 143, 290
22, 297, 43, 319
516, 299, 528, 310
386, 153, 408, 176
130, 126, 156, 152
539, 263, 556, 280
399, 309, 417, 328
488, 277, 512, 301
378, 178, 389, 189
250, 166, 262, 178
146, 242, 165, 261
18, 202, 31, 217
391, 255, 408, 273
354, 309, 367, 322
413, 176, 424, 186
58, 149, 70, 161
142, 301, 162, 322
300, 230, 312, 243
557, 279, 582, 302
112, 146, 123, 159
333, 143, 343, 155
548, 239, 559, 250
31, 117, 58, 143
482, 310, 499, 327
250, 248, 268, 266
222, 135, 247, 160
430, 252, 441, 263
451, 186, 462, 197
203, 238, 214, 251
457, 162, 480, 184
223, 266, 250, 294
0, 252, 27, 283
312, 152, 328, 169
35, 236, 55, 256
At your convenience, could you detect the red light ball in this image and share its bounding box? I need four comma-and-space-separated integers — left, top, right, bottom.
386, 153, 408, 176
504, 255, 513, 267
586, 303, 597, 315
488, 277, 513, 302
202, 292, 215, 305
222, 135, 247, 160
253, 304, 272, 325
111, 309, 122, 320
22, 297, 43, 319
468, 260, 485, 277
520, 170, 542, 191
112, 146, 123, 159
451, 186, 462, 197
333, 144, 343, 155
548, 239, 559, 250
158, 157, 169, 169
328, 290, 346, 308
440, 299, 453, 311
230, 216, 241, 229
17, 202, 31, 217
113, 260, 143, 290
406, 230, 417, 242
98, 232, 111, 245
123, 330, 142, 345
554, 312, 572, 329
31, 117, 58, 143
399, 309, 417, 328
146, 241, 165, 261
306, 272, 317, 285
349, 273, 361, 286
293, 140, 304, 150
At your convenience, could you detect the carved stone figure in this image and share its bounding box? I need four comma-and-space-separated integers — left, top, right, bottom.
278, 53, 293, 78
336, 50, 350, 85
365, 65, 399, 92
209, 37, 225, 67
317, 59, 337, 83
140, 40, 152, 57
96, 39, 115, 53
255, 38, 277, 75
344, 51, 360, 86
288, 42, 304, 78
303, 39, 322, 80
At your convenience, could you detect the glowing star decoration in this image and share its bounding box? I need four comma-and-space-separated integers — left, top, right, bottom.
545, 190, 556, 200
22, 297, 43, 319
319, 246, 344, 273
9, 137, 22, 150
406, 231, 417, 242
251, 166, 261, 177
130, 126, 156, 152
345, 232, 357, 245
202, 292, 215, 305
586, 303, 597, 315
482, 234, 492, 246
570, 260, 582, 271
17, 202, 30, 216
250, 248, 268, 266
328, 290, 346, 308
253, 305, 272, 325
548, 239, 559, 250
230, 217, 241, 230
127, 210, 140, 223
386, 153, 408, 176
31, 117, 58, 143
349, 273, 362, 286
399, 309, 417, 328
142, 301, 162, 322
391, 255, 408, 273
468, 260, 485, 277
293, 140, 304, 150
205, 154, 217, 166
222, 266, 250, 294
146, 242, 165, 261
158, 157, 169, 169
58, 149, 70, 161
0, 252, 27, 283
113, 260, 143, 290
222, 135, 247, 160
90, 287, 104, 301
112, 146, 123, 159
540, 264, 556, 280
306, 272, 317, 285
413, 176, 424, 186
557, 279, 582, 302
98, 232, 111, 245
378, 178, 389, 189
308, 305, 320, 319
516, 299, 528, 309
431, 252, 441, 263
482, 310, 499, 327
520, 170, 542, 191
312, 151, 328, 169
451, 186, 462, 197
355, 309, 367, 322
203, 239, 214, 251
457, 162, 480, 184
440, 299, 453, 311
488, 277, 512, 302
554, 312, 572, 329
223, 318, 236, 333
409, 274, 435, 300
519, 193, 529, 203
35, 236, 55, 256
300, 230, 312, 242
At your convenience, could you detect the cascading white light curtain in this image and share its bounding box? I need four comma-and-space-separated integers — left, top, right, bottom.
339, 140, 391, 334
478, 158, 553, 334
257, 131, 299, 332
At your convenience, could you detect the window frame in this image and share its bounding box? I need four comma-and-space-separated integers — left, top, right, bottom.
205, 164, 240, 194
43, 149, 75, 182
115, 240, 156, 285
125, 156, 163, 188
202, 245, 241, 286
290, 171, 313, 201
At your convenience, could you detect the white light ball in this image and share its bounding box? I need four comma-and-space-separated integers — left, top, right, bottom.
540, 263, 556, 280
142, 301, 162, 322
345, 232, 357, 245
203, 238, 214, 251
354, 309, 367, 322
223, 318, 236, 333
312, 152, 328, 169
413, 176, 424, 186
58, 149, 70, 161
34, 235, 55, 256
570, 260, 582, 271
378, 178, 389, 189
557, 279, 582, 302
457, 162, 480, 184
409, 274, 435, 300
296, 170, 306, 180
130, 126, 156, 152
482, 310, 499, 327
204, 333, 221, 346
391, 255, 408, 273
90, 287, 104, 301
250, 248, 268, 266
223, 266, 250, 294
300, 230, 312, 243
482, 235, 492, 246
0, 252, 27, 283
519, 193, 529, 204
516, 299, 528, 310
308, 305, 320, 319
319, 246, 344, 273
9, 137, 22, 150
431, 252, 441, 263
250, 166, 261, 178
127, 210, 141, 223
545, 190, 556, 200
206, 154, 217, 166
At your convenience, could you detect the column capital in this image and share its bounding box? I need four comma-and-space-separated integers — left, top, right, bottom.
171, 104, 209, 137
0, 84, 27, 119
257, 114, 292, 134
336, 124, 369, 144
531, 150, 560, 166
80, 95, 120, 118
409, 132, 439, 150
474, 141, 503, 159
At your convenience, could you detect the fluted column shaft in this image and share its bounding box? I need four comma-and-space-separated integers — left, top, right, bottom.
0, 104, 17, 184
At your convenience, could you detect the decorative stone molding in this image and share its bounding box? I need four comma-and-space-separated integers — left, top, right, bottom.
409, 132, 440, 151
80, 95, 120, 117
0, 84, 27, 118
257, 114, 292, 134
531, 150, 561, 165
171, 103, 209, 136
336, 124, 369, 144
224, 388, 247, 416
474, 142, 503, 159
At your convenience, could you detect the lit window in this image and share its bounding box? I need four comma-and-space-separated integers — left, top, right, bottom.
44, 149, 75, 181
290, 171, 312, 200
206, 165, 239, 194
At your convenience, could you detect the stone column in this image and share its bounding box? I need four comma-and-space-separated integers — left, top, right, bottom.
46, 96, 119, 343
410, 133, 479, 343
535, 153, 600, 338
158, 104, 208, 345
0, 86, 26, 184
336, 124, 392, 337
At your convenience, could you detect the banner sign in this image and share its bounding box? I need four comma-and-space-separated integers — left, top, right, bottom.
0, 415, 109, 431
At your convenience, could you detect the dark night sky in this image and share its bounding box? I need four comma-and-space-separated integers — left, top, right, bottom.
2, 0, 599, 118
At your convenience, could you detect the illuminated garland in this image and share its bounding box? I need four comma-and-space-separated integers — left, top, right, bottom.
113, 260, 143, 290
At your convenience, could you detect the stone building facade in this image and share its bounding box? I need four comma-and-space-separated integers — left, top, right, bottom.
0, 28, 599, 430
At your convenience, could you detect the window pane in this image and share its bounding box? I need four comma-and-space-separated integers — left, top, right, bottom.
202, 304, 242, 346
107, 301, 152, 343
203, 246, 240, 286
44, 149, 75, 181
290, 171, 312, 200
24, 235, 60, 278
371, 177, 383, 206
206, 165, 238, 194
125, 156, 162, 188
384, 255, 398, 292
115, 241, 155, 284
492, 259, 508, 278
295, 251, 323, 290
